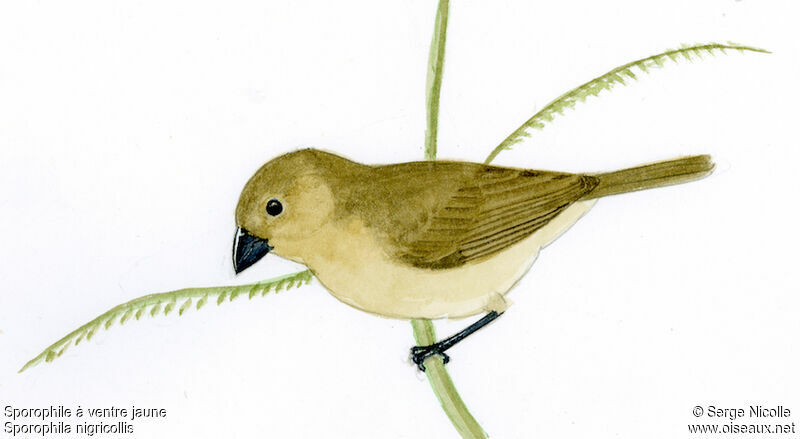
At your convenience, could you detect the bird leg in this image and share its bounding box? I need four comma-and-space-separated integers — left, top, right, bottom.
410, 311, 503, 371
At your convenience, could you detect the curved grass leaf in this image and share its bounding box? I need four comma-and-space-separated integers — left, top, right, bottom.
484, 42, 770, 164
19, 270, 313, 373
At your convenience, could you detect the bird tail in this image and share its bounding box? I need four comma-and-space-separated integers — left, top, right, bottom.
582, 155, 715, 200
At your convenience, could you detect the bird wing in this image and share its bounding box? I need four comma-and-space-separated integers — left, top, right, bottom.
377, 162, 599, 270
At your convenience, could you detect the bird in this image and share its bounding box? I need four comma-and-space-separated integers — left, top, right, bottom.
232, 148, 714, 370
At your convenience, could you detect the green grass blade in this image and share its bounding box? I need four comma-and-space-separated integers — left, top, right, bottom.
424, 0, 449, 161
484, 42, 770, 164
19, 270, 313, 373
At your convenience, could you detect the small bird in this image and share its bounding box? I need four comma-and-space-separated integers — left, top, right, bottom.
232, 149, 713, 369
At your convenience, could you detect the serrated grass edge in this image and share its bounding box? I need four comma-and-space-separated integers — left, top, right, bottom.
484, 42, 770, 164
19, 270, 313, 373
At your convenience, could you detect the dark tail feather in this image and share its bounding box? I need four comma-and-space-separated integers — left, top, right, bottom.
582, 155, 715, 200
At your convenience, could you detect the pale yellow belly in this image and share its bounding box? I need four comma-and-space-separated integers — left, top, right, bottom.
305, 200, 597, 320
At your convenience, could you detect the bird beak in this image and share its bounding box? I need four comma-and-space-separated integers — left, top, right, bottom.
233, 227, 273, 274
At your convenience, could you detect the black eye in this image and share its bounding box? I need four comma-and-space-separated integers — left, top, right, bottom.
266, 199, 283, 216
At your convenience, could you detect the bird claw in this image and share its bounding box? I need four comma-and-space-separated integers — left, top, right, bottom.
410, 344, 450, 371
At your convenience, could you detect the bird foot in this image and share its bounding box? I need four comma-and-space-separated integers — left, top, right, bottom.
410, 343, 450, 371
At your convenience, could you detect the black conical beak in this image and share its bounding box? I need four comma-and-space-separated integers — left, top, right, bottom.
233, 227, 273, 274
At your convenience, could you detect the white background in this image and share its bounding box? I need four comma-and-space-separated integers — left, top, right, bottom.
1, 1, 798, 438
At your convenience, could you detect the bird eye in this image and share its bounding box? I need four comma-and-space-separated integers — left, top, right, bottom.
266, 199, 283, 216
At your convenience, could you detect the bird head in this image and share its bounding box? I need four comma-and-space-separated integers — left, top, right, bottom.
233, 149, 338, 273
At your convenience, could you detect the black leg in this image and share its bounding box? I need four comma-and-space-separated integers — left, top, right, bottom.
410, 311, 503, 371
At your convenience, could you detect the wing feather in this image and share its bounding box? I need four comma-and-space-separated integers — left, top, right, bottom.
383, 163, 598, 269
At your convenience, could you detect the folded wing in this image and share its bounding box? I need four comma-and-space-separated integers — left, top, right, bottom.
377, 162, 599, 269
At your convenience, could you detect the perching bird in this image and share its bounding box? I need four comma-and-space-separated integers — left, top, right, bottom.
232, 149, 713, 369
